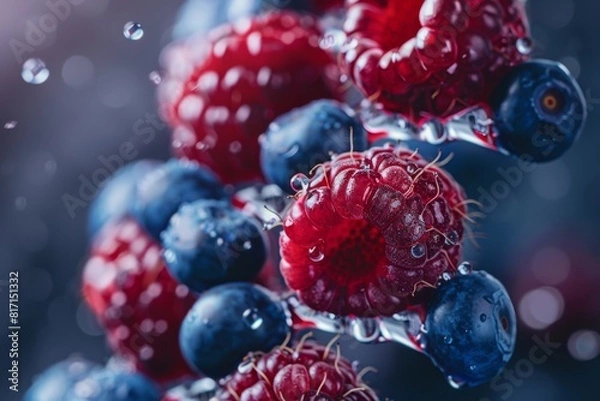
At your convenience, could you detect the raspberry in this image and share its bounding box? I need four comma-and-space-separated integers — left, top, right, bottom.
160, 11, 341, 184
82, 219, 197, 383
218, 339, 379, 401
340, 0, 530, 122
280, 145, 466, 317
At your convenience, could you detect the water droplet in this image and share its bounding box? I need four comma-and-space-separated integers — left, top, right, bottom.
516, 37, 533, 55
469, 365, 476, 371
480, 313, 487, 322
411, 244, 426, 258
447, 376, 465, 389
123, 21, 144, 40
443, 336, 453, 344
445, 230, 458, 246
4, 121, 17, 130
22, 58, 50, 85
44, 160, 57, 176
308, 245, 325, 262
139, 345, 154, 360
442, 272, 452, 281
405, 164, 418, 175
149, 70, 161, 85
420, 324, 428, 334
243, 241, 252, 250
242, 308, 263, 330
15, 197, 27, 211
457, 262, 472, 275
216, 238, 224, 246
290, 173, 309, 192
229, 141, 242, 154
237, 358, 254, 374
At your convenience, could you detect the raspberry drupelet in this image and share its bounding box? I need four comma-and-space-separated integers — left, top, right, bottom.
218, 337, 379, 401
159, 11, 342, 184
280, 145, 467, 317
340, 0, 531, 122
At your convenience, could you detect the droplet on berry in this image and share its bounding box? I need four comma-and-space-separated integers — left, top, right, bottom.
124, 21, 144, 40
457, 262, 472, 275
516, 37, 533, 55
290, 173, 310, 192
22, 58, 50, 85
242, 308, 264, 330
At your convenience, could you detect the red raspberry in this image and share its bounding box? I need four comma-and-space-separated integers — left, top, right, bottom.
82, 219, 197, 383
159, 11, 341, 184
340, 0, 530, 122
218, 339, 379, 401
279, 145, 466, 317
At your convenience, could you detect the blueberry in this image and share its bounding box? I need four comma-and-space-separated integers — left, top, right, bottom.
24, 357, 99, 401
491, 59, 586, 162
132, 159, 226, 240
87, 160, 160, 239
180, 283, 290, 378
260, 99, 368, 193
172, 0, 316, 40
64, 369, 160, 401
162, 200, 267, 293
423, 271, 517, 387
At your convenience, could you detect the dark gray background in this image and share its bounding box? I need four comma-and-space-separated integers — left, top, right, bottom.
1, 1, 599, 400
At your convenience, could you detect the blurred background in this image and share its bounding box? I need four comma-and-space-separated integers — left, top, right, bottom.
0, 0, 599, 400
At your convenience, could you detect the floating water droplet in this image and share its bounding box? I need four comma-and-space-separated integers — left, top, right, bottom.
4, 121, 17, 130
480, 313, 487, 322
411, 244, 426, 258
242, 308, 263, 330
290, 173, 309, 192
516, 37, 533, 55
447, 376, 465, 389
15, 196, 27, 211
457, 262, 472, 275
22, 58, 50, 85
44, 160, 57, 176
441, 272, 452, 281
443, 336, 453, 344
308, 245, 325, 262
216, 238, 224, 246
123, 21, 144, 40
148, 70, 161, 85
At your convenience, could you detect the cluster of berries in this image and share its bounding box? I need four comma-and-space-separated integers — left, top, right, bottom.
26, 1, 587, 401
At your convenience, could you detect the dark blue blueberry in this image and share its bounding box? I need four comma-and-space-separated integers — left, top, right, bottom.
87, 160, 160, 239
423, 271, 517, 387
162, 200, 267, 293
491, 59, 586, 162
132, 159, 226, 240
260, 99, 368, 193
24, 357, 99, 401
173, 0, 318, 40
180, 283, 290, 378
64, 369, 160, 401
